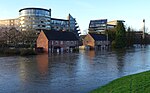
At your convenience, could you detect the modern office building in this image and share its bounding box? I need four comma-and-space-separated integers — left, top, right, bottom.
88, 19, 125, 32
68, 14, 80, 37
89, 19, 108, 32
0, 7, 80, 37
51, 18, 69, 31
107, 20, 125, 26
51, 14, 80, 37
19, 8, 51, 31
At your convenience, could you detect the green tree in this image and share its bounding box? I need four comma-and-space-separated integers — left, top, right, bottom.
20, 30, 38, 48
126, 27, 134, 47
114, 22, 126, 48
105, 28, 116, 42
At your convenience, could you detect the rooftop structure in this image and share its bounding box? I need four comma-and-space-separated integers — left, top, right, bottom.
19, 8, 51, 31
42, 30, 78, 41
107, 20, 125, 25
88, 19, 125, 32
89, 19, 107, 32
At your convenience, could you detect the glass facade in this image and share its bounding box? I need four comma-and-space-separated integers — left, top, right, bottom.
68, 14, 76, 31
19, 9, 50, 17
51, 18, 68, 31
0, 7, 80, 37
89, 19, 107, 32
68, 14, 80, 37
19, 8, 51, 31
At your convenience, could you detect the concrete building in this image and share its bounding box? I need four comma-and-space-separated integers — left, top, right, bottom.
89, 19, 107, 32
107, 20, 125, 26
88, 19, 125, 32
0, 18, 19, 29
19, 8, 51, 31
0, 7, 80, 37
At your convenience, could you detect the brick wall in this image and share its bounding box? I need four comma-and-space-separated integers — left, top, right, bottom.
36, 31, 49, 53
83, 34, 95, 48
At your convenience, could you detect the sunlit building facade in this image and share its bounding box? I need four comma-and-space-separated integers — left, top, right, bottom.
0, 7, 80, 37
0, 18, 19, 29
89, 19, 108, 32
19, 8, 51, 31
89, 19, 125, 32
51, 18, 69, 31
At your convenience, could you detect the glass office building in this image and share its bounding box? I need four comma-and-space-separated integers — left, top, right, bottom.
51, 18, 69, 31
0, 7, 80, 37
89, 19, 107, 32
68, 14, 80, 37
19, 8, 51, 31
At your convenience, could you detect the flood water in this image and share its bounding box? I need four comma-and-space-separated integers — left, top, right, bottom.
1, 46, 150, 93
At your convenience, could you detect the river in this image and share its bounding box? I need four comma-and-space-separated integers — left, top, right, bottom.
0, 46, 150, 93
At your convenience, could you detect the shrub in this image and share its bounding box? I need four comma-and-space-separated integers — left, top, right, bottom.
3, 48, 20, 55
20, 48, 36, 56
111, 40, 116, 48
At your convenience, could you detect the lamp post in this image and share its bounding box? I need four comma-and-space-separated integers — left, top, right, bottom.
142, 19, 145, 40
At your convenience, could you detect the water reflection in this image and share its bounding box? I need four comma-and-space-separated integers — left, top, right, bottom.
1, 46, 150, 93
115, 50, 126, 76
19, 57, 38, 83
36, 54, 48, 76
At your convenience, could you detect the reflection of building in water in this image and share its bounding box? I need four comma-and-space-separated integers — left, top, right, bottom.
87, 50, 95, 59
18, 56, 48, 82
36, 54, 48, 75
19, 57, 37, 82
87, 50, 96, 63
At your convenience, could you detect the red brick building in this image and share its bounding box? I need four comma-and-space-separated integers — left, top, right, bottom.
82, 33, 110, 49
36, 30, 79, 53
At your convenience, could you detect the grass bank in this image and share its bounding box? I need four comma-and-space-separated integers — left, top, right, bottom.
91, 71, 150, 93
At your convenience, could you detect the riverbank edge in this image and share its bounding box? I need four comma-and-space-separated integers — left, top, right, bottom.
90, 70, 150, 93
0, 48, 37, 56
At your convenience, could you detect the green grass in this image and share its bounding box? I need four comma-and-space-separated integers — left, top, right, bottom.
91, 71, 150, 93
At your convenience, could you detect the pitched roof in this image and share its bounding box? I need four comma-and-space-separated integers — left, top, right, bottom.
89, 33, 107, 41
80, 35, 86, 39
42, 30, 78, 41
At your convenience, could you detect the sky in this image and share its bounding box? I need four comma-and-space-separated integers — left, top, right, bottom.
0, 0, 150, 34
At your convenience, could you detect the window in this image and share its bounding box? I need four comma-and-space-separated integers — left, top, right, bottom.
42, 25, 45, 27
55, 41, 58, 45
71, 41, 74, 44
66, 41, 69, 45
61, 41, 63, 44
41, 21, 44, 23
51, 41, 53, 45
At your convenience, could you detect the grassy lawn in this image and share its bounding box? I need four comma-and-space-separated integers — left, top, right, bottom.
91, 71, 150, 93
